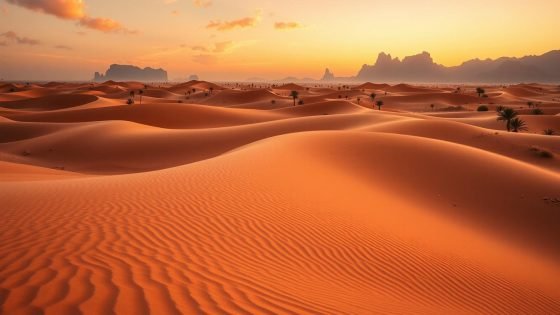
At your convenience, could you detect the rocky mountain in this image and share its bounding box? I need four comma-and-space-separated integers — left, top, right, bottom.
321, 68, 335, 81
93, 64, 168, 82
355, 50, 560, 83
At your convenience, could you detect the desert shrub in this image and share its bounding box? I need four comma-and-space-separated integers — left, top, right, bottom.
298, 100, 304, 105
543, 129, 556, 135
482, 94, 489, 98
530, 146, 554, 158
271, 99, 276, 104
532, 108, 544, 115
126, 98, 134, 105
477, 105, 489, 112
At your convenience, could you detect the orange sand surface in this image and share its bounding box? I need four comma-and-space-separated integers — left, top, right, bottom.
1, 81, 560, 314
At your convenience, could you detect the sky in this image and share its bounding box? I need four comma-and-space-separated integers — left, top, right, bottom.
1, 0, 559, 81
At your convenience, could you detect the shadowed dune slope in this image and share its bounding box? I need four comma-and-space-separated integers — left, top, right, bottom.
1, 132, 559, 315
0, 94, 98, 111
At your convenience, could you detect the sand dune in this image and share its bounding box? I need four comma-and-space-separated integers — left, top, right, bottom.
0, 94, 99, 111
1, 81, 560, 314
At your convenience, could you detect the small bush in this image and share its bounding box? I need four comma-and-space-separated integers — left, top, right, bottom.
298, 100, 304, 105
126, 98, 134, 105
271, 99, 276, 104
477, 105, 489, 112
530, 146, 554, 158
532, 108, 544, 115
482, 94, 489, 98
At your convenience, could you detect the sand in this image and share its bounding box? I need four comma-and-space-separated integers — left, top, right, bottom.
1, 81, 560, 314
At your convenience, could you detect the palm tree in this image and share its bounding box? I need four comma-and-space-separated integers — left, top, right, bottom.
138, 89, 144, 105
376, 100, 384, 111
290, 90, 299, 106
497, 107, 518, 132
430, 104, 435, 111
209, 87, 214, 94
510, 118, 528, 132
527, 101, 534, 108
543, 129, 555, 135
129, 90, 135, 103
476, 87, 485, 97
370, 93, 376, 108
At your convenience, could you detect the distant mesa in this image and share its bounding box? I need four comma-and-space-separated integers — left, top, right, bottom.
356, 50, 560, 83
321, 68, 335, 81
93, 64, 168, 82
188, 74, 199, 81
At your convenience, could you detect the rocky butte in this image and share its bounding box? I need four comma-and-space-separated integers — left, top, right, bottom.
93, 64, 168, 82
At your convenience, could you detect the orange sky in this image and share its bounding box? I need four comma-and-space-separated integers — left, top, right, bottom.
1, 0, 559, 81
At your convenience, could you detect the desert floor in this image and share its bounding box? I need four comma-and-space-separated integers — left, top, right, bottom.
1, 80, 560, 314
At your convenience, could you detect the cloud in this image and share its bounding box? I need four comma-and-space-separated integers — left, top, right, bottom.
193, 0, 212, 8
5, 0, 134, 34
79, 16, 135, 34
206, 12, 261, 31
191, 41, 235, 54
274, 21, 302, 30
1, 31, 41, 45
6, 0, 85, 19
54, 44, 72, 50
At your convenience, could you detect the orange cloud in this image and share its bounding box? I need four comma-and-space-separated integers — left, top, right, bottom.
6, 0, 85, 19
5, 0, 134, 34
79, 16, 135, 34
206, 13, 260, 31
274, 22, 302, 30
1, 31, 41, 45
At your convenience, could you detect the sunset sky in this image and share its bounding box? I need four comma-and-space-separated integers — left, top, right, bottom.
1, 0, 559, 81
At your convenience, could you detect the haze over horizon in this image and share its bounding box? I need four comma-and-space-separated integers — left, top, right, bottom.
1, 0, 560, 81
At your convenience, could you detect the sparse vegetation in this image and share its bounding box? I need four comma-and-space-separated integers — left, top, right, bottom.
543, 129, 556, 135
138, 89, 144, 104
532, 108, 544, 115
370, 93, 376, 106
530, 146, 554, 158
290, 90, 299, 106
376, 100, 384, 111
496, 107, 519, 132
510, 117, 528, 132
126, 98, 134, 105
476, 87, 485, 97
477, 105, 488, 112
298, 99, 304, 105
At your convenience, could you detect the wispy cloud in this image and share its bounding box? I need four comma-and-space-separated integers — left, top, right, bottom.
193, 0, 212, 8
1, 31, 41, 45
191, 41, 235, 54
274, 21, 302, 30
54, 45, 72, 50
5, 0, 135, 34
206, 11, 261, 31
